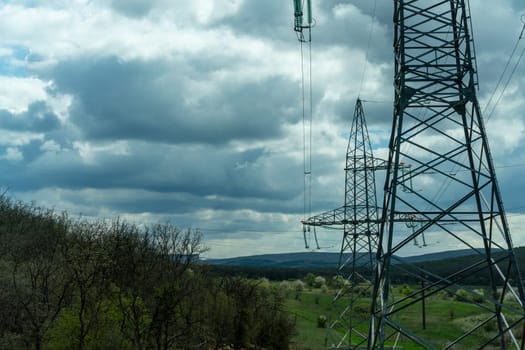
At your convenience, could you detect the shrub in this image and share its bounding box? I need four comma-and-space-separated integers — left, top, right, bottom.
353, 305, 369, 318
317, 315, 328, 328
400, 284, 414, 297
258, 277, 270, 288
454, 288, 485, 303
279, 280, 291, 291
472, 288, 486, 303
331, 275, 345, 288
314, 276, 326, 288
294, 279, 305, 292
454, 288, 470, 302
305, 273, 316, 287
355, 283, 371, 297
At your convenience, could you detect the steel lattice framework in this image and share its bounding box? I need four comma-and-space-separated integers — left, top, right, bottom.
369, 1, 525, 349
304, 99, 384, 348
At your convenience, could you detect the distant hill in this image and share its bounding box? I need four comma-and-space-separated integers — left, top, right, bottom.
202, 248, 483, 270
204, 252, 341, 270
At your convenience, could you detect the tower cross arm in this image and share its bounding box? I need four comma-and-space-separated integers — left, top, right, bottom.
301, 206, 347, 227
302, 207, 430, 227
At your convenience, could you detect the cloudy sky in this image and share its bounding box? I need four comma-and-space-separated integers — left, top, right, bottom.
1, 0, 525, 258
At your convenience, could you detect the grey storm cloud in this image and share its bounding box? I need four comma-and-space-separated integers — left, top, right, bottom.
0, 141, 302, 208
219, 1, 293, 40
314, 3, 392, 63
109, 0, 154, 18
0, 101, 61, 132
49, 57, 300, 145
332, 97, 392, 127
64, 187, 303, 217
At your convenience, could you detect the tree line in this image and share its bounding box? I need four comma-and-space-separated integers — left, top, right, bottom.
0, 197, 295, 350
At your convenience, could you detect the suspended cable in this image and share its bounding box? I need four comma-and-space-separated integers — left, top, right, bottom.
296, 0, 316, 249
422, 16, 525, 212
308, 30, 313, 219
358, 0, 378, 97
482, 36, 522, 117
483, 17, 525, 120
300, 37, 313, 249
306, 34, 319, 250
486, 45, 525, 122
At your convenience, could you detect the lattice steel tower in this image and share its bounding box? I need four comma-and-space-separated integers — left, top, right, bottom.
369, 1, 525, 349
303, 99, 384, 348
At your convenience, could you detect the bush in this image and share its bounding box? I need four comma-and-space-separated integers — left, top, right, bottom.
294, 279, 305, 292
279, 280, 291, 290
314, 276, 326, 288
353, 305, 369, 318
305, 273, 316, 287
331, 275, 346, 288
472, 288, 486, 303
454, 288, 485, 303
355, 283, 372, 297
317, 315, 328, 328
454, 288, 469, 301
257, 277, 271, 289
400, 284, 414, 297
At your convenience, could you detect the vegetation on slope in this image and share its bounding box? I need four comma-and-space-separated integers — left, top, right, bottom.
0, 197, 295, 350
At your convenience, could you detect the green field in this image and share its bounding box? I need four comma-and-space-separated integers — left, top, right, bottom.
285, 285, 523, 350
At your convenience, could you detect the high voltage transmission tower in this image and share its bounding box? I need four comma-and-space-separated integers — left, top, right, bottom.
294, 2, 390, 345
291, 1, 525, 349
302, 99, 387, 348
369, 1, 525, 349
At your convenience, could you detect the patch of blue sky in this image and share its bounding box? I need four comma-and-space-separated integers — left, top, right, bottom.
0, 45, 30, 78
368, 126, 390, 148
338, 131, 349, 140
0, 0, 37, 7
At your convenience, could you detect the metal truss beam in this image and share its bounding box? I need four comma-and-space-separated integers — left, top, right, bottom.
304, 99, 382, 348
369, 1, 525, 349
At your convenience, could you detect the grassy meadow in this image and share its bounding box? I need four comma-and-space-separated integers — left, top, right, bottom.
283, 282, 523, 350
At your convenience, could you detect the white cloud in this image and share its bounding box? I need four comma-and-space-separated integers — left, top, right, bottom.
2, 146, 22, 161
73, 140, 130, 164
40, 140, 61, 153
0, 130, 43, 146
0, 76, 48, 112
193, 0, 243, 25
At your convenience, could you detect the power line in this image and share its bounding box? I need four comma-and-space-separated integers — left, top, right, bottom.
483, 17, 525, 120
358, 0, 378, 97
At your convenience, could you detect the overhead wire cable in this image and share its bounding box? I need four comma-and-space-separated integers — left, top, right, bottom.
297, 0, 317, 249
486, 45, 525, 122
423, 16, 525, 214
299, 16, 314, 249
303, 22, 313, 218
483, 17, 525, 121
481, 28, 522, 116
300, 36, 310, 248
358, 0, 378, 97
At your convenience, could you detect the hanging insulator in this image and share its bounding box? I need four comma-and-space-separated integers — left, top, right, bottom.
306, 0, 313, 26
313, 225, 320, 249
303, 225, 309, 249
293, 0, 303, 32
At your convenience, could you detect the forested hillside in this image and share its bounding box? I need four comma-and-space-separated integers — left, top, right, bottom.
0, 197, 294, 350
